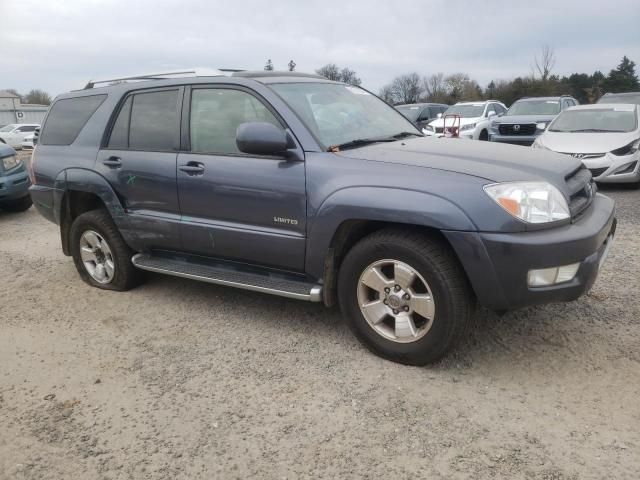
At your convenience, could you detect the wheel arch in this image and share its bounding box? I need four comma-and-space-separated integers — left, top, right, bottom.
56, 168, 132, 255
306, 187, 477, 306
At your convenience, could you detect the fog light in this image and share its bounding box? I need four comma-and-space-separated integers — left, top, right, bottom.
528, 263, 580, 287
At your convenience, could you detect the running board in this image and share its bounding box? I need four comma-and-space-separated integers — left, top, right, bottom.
131, 253, 323, 302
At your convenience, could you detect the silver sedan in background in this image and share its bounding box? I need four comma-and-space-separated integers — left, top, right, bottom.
532, 104, 640, 186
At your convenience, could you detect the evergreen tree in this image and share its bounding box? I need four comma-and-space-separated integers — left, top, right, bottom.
603, 56, 639, 93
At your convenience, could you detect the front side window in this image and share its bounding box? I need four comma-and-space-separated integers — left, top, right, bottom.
269, 83, 419, 149
40, 95, 106, 145
17, 125, 37, 132
108, 96, 132, 149
128, 90, 179, 151
396, 105, 421, 122
190, 88, 281, 154
507, 100, 560, 116
549, 107, 637, 133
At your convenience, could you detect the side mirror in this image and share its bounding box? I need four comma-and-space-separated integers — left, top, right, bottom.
33, 127, 40, 146
236, 122, 287, 156
487, 111, 496, 118
436, 113, 443, 119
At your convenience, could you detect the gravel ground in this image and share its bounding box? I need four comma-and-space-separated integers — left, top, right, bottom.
1, 170, 639, 479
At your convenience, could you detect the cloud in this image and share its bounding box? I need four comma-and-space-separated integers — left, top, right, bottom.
2, 0, 639, 97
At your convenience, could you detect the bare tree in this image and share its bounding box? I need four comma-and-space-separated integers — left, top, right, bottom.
534, 45, 556, 81
4, 89, 23, 102
24, 89, 52, 105
422, 73, 447, 102
288, 60, 296, 72
391, 73, 423, 104
316, 63, 341, 81
339, 68, 362, 86
378, 85, 395, 105
264, 59, 274, 71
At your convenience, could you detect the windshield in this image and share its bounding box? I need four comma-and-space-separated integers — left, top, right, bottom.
0, 124, 16, 132
396, 105, 422, 122
443, 104, 485, 118
599, 94, 640, 105
268, 83, 419, 149
507, 100, 560, 116
549, 107, 637, 133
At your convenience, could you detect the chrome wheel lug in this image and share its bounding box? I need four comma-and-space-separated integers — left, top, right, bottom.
383, 299, 388, 305
392, 309, 399, 315
394, 285, 401, 292
403, 294, 410, 300
404, 306, 409, 312
384, 287, 390, 293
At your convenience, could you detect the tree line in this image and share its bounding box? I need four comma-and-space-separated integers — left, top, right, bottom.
4, 88, 52, 105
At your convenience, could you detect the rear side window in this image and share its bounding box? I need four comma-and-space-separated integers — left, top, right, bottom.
40, 94, 106, 145
129, 90, 179, 151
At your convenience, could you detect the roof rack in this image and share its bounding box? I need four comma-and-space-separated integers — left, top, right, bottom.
231, 71, 327, 80
84, 68, 225, 89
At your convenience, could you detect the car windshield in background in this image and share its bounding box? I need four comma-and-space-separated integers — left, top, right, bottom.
0, 125, 16, 132
443, 104, 485, 118
507, 100, 560, 116
599, 94, 640, 105
549, 107, 637, 133
396, 105, 421, 121
269, 83, 419, 149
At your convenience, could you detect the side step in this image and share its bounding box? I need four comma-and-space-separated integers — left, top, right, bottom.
131, 253, 323, 302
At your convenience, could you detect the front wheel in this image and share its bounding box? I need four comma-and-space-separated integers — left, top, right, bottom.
338, 229, 474, 365
70, 209, 143, 291
479, 129, 489, 141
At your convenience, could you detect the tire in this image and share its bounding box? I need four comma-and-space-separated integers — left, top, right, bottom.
1, 194, 32, 212
337, 229, 474, 365
70, 209, 143, 291
479, 129, 489, 141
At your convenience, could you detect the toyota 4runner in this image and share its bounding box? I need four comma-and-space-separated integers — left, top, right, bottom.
29, 70, 616, 365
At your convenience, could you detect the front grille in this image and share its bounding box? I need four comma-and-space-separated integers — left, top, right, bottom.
559, 152, 605, 160
498, 123, 537, 135
588, 167, 608, 178
565, 165, 595, 219
435, 127, 444, 134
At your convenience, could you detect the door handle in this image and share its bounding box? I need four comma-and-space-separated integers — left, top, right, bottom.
179, 162, 205, 175
102, 156, 122, 168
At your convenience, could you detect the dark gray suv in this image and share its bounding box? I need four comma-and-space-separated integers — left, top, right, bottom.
29, 70, 616, 365
490, 96, 578, 146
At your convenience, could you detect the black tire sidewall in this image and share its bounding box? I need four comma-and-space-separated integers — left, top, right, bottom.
339, 237, 465, 365
1, 195, 32, 212
70, 210, 138, 291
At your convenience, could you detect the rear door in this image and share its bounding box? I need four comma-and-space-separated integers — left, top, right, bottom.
176, 85, 307, 271
96, 87, 183, 250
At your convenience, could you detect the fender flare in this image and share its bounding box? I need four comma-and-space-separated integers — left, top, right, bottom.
305, 186, 477, 278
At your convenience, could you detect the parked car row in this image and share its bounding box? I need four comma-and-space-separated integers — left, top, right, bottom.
0, 123, 40, 149
395, 92, 640, 186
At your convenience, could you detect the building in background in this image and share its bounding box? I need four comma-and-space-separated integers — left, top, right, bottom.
0, 90, 49, 127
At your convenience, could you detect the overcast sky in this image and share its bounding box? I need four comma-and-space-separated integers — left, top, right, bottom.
2, 0, 639, 98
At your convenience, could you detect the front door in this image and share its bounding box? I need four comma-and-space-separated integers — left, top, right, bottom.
96, 88, 182, 250
177, 86, 307, 272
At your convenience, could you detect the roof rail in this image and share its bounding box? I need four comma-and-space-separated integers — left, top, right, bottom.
231, 71, 327, 80
84, 68, 225, 89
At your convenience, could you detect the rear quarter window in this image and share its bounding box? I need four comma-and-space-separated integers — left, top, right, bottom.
40, 95, 107, 145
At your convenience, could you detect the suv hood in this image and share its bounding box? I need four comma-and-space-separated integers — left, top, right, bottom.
428, 117, 480, 128
337, 137, 581, 185
493, 114, 557, 125
541, 131, 639, 154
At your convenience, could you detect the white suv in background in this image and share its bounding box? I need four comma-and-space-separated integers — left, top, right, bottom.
0, 124, 40, 149
423, 100, 507, 140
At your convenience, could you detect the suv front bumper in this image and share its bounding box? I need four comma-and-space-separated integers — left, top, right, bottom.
444, 193, 616, 310
0, 166, 31, 203
490, 133, 538, 146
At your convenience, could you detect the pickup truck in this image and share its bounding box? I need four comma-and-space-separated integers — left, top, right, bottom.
29, 70, 616, 365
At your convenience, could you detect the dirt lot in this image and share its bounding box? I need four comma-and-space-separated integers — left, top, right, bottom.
1, 170, 639, 479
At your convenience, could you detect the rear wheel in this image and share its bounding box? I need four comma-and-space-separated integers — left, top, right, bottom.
0, 195, 32, 212
70, 209, 142, 291
338, 229, 474, 365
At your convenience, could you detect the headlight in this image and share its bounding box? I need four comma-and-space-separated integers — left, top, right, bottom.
536, 122, 547, 130
460, 123, 476, 131
531, 138, 548, 150
424, 125, 434, 132
2, 155, 20, 170
484, 181, 570, 224
610, 138, 640, 156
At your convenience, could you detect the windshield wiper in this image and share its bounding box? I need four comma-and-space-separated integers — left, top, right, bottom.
327, 137, 396, 152
391, 131, 424, 139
